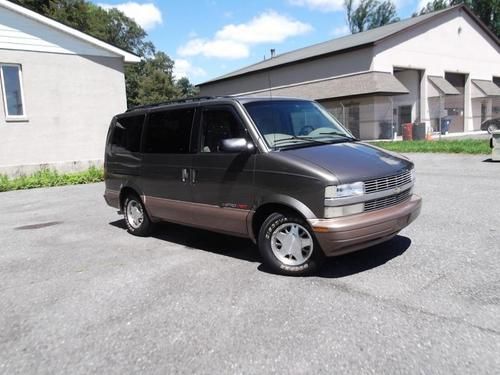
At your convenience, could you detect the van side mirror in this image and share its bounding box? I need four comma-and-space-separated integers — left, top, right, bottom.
219, 138, 254, 153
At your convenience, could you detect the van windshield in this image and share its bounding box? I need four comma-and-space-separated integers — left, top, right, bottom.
243, 100, 355, 150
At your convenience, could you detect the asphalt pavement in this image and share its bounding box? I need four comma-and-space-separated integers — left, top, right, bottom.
0, 153, 499, 374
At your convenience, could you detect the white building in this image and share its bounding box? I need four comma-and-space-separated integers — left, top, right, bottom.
0, 0, 140, 176
199, 5, 500, 140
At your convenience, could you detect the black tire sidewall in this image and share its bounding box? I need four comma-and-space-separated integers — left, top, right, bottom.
258, 212, 323, 276
123, 194, 151, 236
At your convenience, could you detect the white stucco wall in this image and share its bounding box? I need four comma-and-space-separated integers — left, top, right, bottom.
0, 49, 127, 173
372, 8, 500, 131
372, 9, 500, 78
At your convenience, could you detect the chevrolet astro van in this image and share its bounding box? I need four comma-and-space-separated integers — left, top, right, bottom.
104, 96, 421, 275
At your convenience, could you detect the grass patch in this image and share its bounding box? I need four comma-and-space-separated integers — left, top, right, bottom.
369, 139, 491, 155
0, 167, 104, 192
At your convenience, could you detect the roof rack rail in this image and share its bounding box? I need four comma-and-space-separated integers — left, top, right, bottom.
126, 96, 220, 112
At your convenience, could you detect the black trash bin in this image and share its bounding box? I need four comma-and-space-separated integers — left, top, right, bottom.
379, 120, 394, 139
413, 122, 426, 140
440, 118, 451, 135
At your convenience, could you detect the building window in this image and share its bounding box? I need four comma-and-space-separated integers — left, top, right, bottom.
0, 64, 26, 120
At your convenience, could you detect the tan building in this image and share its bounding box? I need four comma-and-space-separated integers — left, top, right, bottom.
0, 0, 140, 176
199, 5, 500, 140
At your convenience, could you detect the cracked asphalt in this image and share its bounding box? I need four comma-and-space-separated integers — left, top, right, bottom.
0, 153, 499, 374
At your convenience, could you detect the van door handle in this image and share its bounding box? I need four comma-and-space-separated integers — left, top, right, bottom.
181, 168, 189, 183
191, 169, 196, 184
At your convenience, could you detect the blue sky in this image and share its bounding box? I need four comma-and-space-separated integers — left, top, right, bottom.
95, 0, 425, 84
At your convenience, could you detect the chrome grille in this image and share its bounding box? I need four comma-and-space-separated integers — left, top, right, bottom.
364, 170, 412, 194
364, 189, 412, 212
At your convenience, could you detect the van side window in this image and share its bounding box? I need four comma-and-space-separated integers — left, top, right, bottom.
200, 109, 246, 153
111, 114, 145, 153
144, 108, 194, 154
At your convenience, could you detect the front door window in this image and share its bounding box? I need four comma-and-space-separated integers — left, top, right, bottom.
200, 109, 246, 153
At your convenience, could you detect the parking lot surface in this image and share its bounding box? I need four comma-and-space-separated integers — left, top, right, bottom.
1, 153, 499, 374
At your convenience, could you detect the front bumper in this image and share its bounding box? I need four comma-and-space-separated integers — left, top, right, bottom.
308, 194, 422, 257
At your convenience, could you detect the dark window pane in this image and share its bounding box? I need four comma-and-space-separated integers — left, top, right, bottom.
111, 114, 144, 153
201, 109, 245, 153
144, 108, 194, 154
2, 65, 24, 116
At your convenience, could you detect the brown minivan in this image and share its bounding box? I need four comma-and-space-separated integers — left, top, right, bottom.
104, 96, 421, 275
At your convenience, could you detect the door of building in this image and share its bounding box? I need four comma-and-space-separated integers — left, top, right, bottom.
444, 73, 466, 133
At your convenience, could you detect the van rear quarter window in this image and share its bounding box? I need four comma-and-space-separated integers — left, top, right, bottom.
111, 114, 145, 153
144, 108, 194, 154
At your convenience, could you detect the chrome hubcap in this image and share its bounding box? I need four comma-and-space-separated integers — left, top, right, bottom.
126, 199, 144, 229
270, 223, 313, 266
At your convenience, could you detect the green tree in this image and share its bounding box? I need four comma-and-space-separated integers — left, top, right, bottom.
175, 77, 199, 98
413, 0, 449, 16
9, 0, 196, 106
130, 52, 179, 107
344, 0, 399, 33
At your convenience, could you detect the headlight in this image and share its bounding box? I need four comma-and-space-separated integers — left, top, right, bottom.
410, 169, 416, 182
325, 182, 364, 199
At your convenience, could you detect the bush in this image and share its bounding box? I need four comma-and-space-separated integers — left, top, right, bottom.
0, 167, 104, 192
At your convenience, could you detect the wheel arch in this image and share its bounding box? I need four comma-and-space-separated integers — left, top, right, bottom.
250, 195, 317, 242
118, 182, 144, 211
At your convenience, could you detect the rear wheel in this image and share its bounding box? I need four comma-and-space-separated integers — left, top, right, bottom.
123, 193, 152, 236
258, 212, 324, 276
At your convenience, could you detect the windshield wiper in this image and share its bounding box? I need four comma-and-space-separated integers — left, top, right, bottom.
318, 131, 357, 140
271, 136, 330, 146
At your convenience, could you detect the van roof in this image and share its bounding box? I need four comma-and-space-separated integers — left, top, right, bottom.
124, 96, 311, 114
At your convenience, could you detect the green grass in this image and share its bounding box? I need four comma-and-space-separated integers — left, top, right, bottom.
0, 167, 104, 192
369, 139, 491, 155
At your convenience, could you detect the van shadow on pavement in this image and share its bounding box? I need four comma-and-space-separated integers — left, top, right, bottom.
109, 219, 411, 278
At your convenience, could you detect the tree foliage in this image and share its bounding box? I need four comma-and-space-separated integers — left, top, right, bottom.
413, 0, 499, 38
413, 0, 449, 16
344, 0, 399, 33
9, 0, 198, 107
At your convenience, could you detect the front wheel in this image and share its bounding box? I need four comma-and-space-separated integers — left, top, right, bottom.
258, 212, 324, 276
123, 193, 152, 236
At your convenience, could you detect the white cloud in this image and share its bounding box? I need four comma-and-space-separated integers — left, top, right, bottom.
215, 11, 312, 44
177, 10, 312, 59
289, 0, 345, 12
331, 25, 350, 37
99, 2, 162, 30
178, 38, 249, 59
173, 59, 206, 79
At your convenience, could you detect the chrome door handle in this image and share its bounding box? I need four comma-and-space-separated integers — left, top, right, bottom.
191, 169, 196, 184
181, 168, 189, 182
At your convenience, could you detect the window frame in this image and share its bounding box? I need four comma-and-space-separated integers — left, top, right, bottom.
0, 63, 27, 121
110, 112, 146, 155
197, 105, 248, 154
142, 106, 196, 155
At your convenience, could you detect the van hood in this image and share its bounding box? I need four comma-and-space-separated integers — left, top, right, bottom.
283, 142, 413, 184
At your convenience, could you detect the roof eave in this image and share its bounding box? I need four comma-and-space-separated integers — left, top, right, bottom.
0, 0, 141, 63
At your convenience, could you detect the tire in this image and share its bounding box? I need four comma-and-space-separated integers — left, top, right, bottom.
258, 212, 324, 276
123, 193, 152, 236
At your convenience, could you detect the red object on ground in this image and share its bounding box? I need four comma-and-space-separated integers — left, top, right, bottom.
402, 123, 413, 141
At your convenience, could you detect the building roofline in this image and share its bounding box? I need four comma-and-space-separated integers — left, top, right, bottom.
0, 0, 141, 63
198, 4, 499, 87
198, 43, 374, 87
